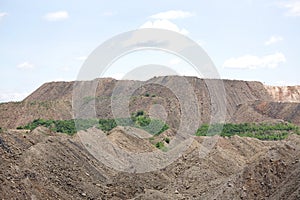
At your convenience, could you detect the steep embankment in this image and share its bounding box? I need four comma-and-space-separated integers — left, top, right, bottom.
0, 77, 279, 129
2, 76, 300, 129
265, 85, 300, 102
0, 100, 72, 128
0, 127, 299, 199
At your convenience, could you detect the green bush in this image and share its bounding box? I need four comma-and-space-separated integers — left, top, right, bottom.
196, 122, 300, 140
155, 141, 167, 151
134, 116, 169, 135
98, 119, 117, 132
18, 111, 170, 136
135, 110, 145, 117
17, 119, 77, 135
75, 118, 98, 130
98, 114, 169, 135
164, 137, 170, 144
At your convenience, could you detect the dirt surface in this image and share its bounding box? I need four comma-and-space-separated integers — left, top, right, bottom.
1, 127, 299, 199
1, 76, 300, 129
1, 76, 300, 199
265, 85, 300, 102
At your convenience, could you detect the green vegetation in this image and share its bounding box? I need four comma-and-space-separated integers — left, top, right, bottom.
17, 111, 169, 136
155, 141, 168, 152
82, 96, 95, 104
144, 93, 156, 98
130, 111, 169, 135
17, 119, 77, 135
75, 118, 98, 130
98, 118, 117, 132
135, 110, 145, 117
196, 122, 300, 140
164, 137, 170, 144
98, 111, 169, 135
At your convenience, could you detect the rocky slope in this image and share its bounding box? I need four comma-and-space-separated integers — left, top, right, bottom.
0, 127, 299, 199
265, 85, 300, 102
1, 76, 300, 200
1, 76, 290, 129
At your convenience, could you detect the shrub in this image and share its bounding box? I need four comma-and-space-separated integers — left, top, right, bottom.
195, 122, 300, 140
17, 119, 77, 135
18, 112, 170, 136
164, 137, 170, 144
98, 119, 117, 132
155, 141, 167, 151
135, 110, 145, 117
75, 118, 98, 130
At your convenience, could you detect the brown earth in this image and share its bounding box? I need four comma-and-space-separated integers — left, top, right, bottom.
1, 76, 300, 129
0, 127, 299, 199
1, 76, 300, 200
265, 85, 300, 102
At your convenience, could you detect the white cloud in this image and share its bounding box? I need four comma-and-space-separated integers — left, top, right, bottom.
76, 56, 87, 61
281, 0, 300, 16
223, 52, 286, 69
150, 10, 194, 20
0, 92, 29, 102
0, 12, 8, 20
265, 35, 283, 45
140, 19, 189, 35
17, 61, 34, 70
140, 10, 194, 35
44, 11, 69, 21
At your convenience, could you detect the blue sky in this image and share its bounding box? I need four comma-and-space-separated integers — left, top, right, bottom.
0, 0, 300, 102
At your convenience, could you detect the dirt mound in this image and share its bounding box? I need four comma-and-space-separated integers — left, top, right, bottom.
1, 76, 293, 129
1, 127, 299, 199
107, 126, 155, 152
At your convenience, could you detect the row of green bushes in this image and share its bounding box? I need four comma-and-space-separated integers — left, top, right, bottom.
16, 111, 169, 136
95, 111, 169, 135
196, 122, 300, 140
17, 119, 77, 135
16, 117, 300, 141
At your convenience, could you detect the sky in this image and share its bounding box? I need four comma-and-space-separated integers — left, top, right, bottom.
0, 0, 300, 102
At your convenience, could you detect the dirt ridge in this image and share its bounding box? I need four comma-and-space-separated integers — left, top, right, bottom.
3, 76, 299, 129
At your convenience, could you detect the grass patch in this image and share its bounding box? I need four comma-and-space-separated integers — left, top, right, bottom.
82, 96, 95, 104
17, 111, 169, 136
155, 141, 168, 151
196, 122, 300, 140
17, 119, 77, 135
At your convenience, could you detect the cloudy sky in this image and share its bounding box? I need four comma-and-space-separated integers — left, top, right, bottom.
1, 0, 300, 102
